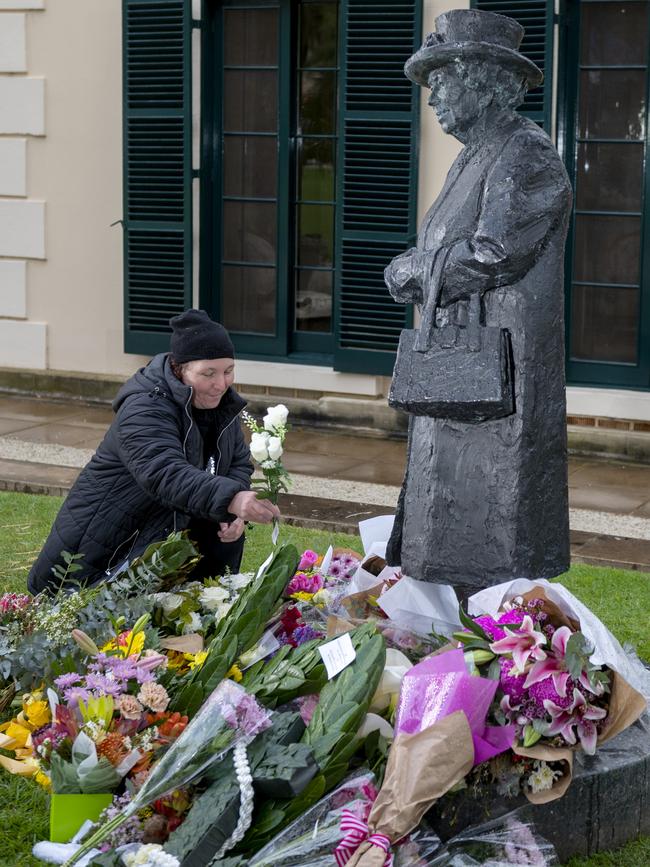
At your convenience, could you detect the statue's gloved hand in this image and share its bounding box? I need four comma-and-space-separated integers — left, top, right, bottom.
384, 247, 428, 304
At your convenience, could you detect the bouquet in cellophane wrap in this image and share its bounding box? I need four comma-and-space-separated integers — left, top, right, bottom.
62, 680, 272, 865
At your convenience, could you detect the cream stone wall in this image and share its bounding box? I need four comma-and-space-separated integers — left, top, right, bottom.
0, 1, 46, 364
26, 0, 152, 376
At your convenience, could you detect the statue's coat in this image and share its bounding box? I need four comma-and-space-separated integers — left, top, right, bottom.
386, 113, 573, 591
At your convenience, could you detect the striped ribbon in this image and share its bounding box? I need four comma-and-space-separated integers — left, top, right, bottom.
334, 809, 394, 867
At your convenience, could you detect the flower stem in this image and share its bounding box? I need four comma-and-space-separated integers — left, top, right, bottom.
62, 813, 128, 866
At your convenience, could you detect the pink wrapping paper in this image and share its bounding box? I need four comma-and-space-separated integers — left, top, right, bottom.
395, 648, 515, 765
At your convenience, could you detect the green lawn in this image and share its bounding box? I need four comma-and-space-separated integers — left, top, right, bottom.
0, 490, 648, 866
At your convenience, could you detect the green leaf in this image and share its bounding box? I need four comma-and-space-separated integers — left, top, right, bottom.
487, 657, 502, 680
522, 724, 542, 748
565, 631, 595, 680
532, 717, 550, 735
79, 758, 121, 794
458, 605, 491, 642
49, 753, 81, 794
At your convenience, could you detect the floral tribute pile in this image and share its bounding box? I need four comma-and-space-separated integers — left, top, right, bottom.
0, 518, 648, 867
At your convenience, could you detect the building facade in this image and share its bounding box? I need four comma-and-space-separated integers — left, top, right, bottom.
0, 0, 649, 428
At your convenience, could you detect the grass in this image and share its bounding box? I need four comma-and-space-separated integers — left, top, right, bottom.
0, 490, 648, 866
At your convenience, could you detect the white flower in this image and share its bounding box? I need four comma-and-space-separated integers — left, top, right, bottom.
124, 844, 180, 867
221, 572, 254, 590
370, 649, 412, 713
261, 459, 276, 469
213, 600, 233, 623
267, 436, 283, 460
183, 611, 203, 634
527, 760, 562, 793
263, 404, 289, 432
151, 592, 184, 615
250, 431, 270, 462
199, 585, 230, 611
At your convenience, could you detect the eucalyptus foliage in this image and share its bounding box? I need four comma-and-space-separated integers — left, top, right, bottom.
1, 533, 199, 691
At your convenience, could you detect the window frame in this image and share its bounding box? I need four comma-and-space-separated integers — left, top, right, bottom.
558, 0, 650, 389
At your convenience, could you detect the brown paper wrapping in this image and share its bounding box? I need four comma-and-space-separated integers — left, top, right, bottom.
506, 587, 648, 803
512, 743, 574, 804
345, 712, 475, 866
341, 583, 388, 621
326, 614, 356, 638
159, 633, 204, 654
597, 668, 647, 745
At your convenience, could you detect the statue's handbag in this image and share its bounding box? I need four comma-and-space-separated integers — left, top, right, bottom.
389, 249, 515, 423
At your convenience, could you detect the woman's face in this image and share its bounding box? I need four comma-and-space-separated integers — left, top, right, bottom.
180, 358, 235, 409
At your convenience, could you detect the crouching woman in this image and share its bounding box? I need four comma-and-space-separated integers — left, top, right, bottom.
27, 309, 279, 594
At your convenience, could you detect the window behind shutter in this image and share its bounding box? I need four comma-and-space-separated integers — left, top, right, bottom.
123, 0, 192, 355
471, 0, 554, 131
333, 0, 422, 375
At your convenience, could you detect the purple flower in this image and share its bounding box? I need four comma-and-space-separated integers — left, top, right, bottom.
134, 667, 155, 684
236, 693, 272, 737
292, 624, 323, 646
474, 615, 506, 641
528, 676, 575, 710
497, 609, 526, 627
63, 686, 91, 707
84, 673, 126, 697
328, 562, 344, 578
54, 672, 82, 690
499, 657, 528, 704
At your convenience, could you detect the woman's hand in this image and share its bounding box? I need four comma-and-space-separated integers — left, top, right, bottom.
228, 490, 281, 524
218, 517, 245, 544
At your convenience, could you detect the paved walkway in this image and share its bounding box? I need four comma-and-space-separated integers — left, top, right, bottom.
0, 394, 649, 571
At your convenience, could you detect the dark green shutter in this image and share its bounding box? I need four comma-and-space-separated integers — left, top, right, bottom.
123, 0, 192, 355
333, 0, 422, 375
471, 0, 554, 131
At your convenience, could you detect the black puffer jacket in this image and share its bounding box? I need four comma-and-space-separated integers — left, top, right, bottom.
28, 354, 253, 594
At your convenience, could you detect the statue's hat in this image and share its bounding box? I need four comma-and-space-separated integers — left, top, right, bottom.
405, 9, 543, 89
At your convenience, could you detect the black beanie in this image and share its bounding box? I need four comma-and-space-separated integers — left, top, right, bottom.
169, 309, 235, 363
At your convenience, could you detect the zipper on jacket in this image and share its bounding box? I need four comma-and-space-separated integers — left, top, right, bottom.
175, 387, 194, 533
214, 410, 242, 476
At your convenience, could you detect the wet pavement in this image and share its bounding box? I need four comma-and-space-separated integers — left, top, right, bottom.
0, 394, 649, 571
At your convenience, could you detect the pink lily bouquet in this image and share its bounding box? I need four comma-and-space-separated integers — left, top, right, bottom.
455, 585, 647, 802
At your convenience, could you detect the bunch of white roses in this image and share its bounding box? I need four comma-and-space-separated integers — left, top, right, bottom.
242, 404, 291, 543
245, 403, 289, 466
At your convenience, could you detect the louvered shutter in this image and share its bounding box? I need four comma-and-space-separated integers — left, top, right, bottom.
471, 0, 554, 131
123, 0, 192, 355
333, 0, 422, 375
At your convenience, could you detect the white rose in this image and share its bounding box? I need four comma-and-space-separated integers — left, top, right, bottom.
267, 436, 283, 460
199, 585, 230, 611
263, 404, 289, 431
213, 600, 233, 622
155, 593, 183, 615
250, 431, 270, 462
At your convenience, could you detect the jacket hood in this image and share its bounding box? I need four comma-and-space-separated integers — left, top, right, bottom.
112, 353, 246, 419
